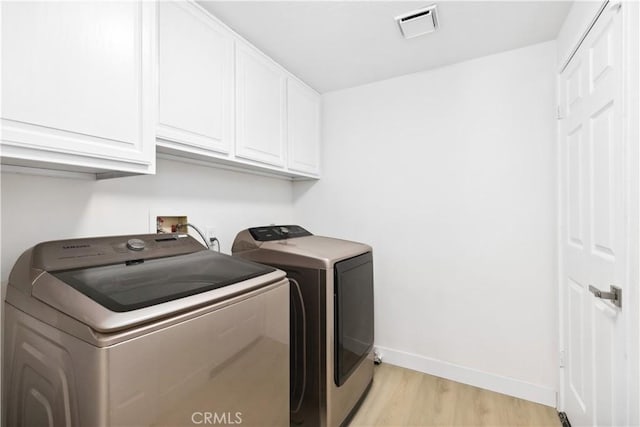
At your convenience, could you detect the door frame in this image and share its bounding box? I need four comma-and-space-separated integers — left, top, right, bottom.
556, 1, 640, 425
624, 2, 640, 424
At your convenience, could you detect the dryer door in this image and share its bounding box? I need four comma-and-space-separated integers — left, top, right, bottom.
334, 252, 374, 386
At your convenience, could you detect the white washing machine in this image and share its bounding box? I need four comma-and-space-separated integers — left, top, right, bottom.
232, 225, 374, 427
3, 233, 290, 427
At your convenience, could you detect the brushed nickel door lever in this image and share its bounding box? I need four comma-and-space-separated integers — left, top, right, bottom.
588, 284, 622, 308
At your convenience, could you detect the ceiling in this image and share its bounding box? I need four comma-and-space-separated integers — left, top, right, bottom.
198, 1, 572, 93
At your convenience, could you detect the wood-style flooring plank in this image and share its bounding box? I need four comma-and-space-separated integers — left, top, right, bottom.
349, 364, 561, 427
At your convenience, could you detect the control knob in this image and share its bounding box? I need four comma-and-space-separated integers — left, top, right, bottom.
126, 238, 145, 251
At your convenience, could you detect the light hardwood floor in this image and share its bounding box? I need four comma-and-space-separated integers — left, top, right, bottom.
349, 364, 561, 427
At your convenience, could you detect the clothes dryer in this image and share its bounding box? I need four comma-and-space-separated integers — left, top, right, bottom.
233, 225, 374, 427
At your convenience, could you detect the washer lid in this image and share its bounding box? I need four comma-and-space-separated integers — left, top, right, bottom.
49, 250, 276, 313
7, 233, 285, 332
27, 252, 284, 333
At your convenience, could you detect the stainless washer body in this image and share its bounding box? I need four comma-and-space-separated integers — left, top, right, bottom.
232, 226, 374, 427
3, 233, 290, 427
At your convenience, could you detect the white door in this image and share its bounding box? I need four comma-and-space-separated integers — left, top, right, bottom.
559, 3, 628, 426
157, 1, 233, 155
235, 42, 286, 167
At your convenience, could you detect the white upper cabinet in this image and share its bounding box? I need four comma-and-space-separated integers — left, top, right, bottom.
1, 0, 320, 180
235, 43, 287, 167
1, 1, 156, 176
287, 78, 321, 176
157, 1, 233, 155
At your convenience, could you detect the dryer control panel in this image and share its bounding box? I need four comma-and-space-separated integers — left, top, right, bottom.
249, 225, 312, 241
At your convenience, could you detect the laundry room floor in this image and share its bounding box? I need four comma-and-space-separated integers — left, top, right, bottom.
349, 364, 561, 427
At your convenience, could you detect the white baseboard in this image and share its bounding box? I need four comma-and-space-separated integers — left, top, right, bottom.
375, 345, 557, 408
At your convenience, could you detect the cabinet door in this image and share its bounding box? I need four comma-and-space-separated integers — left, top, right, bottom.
235, 43, 286, 167
158, 1, 233, 155
1, 1, 155, 175
287, 79, 320, 175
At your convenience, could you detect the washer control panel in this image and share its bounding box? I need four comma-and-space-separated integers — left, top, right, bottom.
249, 225, 312, 242
31, 233, 204, 272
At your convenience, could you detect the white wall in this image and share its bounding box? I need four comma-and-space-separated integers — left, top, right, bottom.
0, 158, 293, 283
294, 41, 558, 406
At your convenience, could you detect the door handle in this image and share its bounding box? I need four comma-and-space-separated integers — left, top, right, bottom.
588, 284, 622, 308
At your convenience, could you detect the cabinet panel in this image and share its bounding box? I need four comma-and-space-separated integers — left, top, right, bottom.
1, 1, 155, 174
287, 79, 320, 175
158, 1, 233, 155
235, 43, 286, 167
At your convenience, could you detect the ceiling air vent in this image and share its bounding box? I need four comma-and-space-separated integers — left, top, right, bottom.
395, 5, 439, 39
